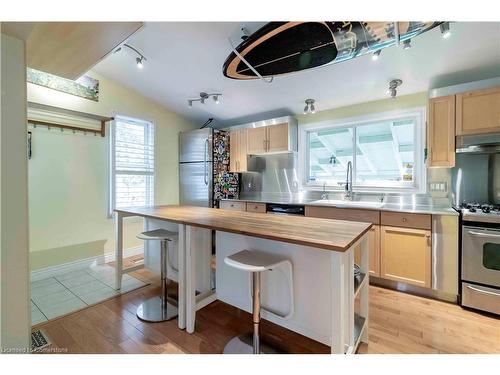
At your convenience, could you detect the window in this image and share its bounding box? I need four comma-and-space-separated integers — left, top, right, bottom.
110, 115, 155, 214
302, 109, 425, 192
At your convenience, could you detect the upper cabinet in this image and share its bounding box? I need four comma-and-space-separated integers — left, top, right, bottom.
427, 85, 500, 168
428, 95, 456, 168
229, 129, 248, 173
456, 87, 500, 136
230, 117, 298, 168
246, 120, 297, 155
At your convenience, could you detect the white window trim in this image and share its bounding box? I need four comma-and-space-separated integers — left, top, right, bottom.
298, 107, 427, 194
108, 114, 156, 218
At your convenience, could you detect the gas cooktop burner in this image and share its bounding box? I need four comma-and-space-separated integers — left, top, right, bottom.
459, 202, 500, 224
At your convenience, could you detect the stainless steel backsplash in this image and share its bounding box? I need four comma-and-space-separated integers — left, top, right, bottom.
240, 152, 452, 207
451, 152, 500, 205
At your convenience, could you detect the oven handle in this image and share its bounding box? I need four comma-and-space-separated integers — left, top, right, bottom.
466, 285, 500, 297
468, 230, 500, 239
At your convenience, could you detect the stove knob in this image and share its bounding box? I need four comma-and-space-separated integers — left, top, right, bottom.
469, 207, 476, 213
482, 206, 491, 213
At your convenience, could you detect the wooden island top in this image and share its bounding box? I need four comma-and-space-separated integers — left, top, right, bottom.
116, 205, 372, 252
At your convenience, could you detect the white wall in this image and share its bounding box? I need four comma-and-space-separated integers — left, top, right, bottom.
0, 33, 30, 351
27, 71, 196, 270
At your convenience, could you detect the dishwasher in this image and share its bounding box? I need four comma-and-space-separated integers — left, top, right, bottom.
266, 203, 305, 216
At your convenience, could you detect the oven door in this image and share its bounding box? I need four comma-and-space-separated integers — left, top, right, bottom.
462, 226, 500, 288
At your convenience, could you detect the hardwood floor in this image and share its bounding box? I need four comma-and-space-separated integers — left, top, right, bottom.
33, 267, 500, 354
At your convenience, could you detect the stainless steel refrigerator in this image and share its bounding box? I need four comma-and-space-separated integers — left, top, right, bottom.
179, 128, 238, 207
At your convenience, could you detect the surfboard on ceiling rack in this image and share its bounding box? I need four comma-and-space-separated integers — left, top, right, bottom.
223, 21, 442, 80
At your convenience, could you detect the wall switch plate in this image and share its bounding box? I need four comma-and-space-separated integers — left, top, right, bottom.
429, 182, 447, 192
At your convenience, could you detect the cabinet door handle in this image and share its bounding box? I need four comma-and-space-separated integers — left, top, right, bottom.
402, 217, 408, 222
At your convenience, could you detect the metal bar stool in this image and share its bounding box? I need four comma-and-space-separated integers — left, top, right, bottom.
223, 249, 290, 354
136, 229, 178, 322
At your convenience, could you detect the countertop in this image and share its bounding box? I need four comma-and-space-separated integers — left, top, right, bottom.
221, 197, 458, 216
116, 205, 372, 252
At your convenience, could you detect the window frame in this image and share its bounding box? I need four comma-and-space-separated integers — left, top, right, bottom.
298, 107, 427, 194
108, 114, 156, 217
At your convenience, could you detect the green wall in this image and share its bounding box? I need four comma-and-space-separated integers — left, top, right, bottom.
27, 71, 196, 270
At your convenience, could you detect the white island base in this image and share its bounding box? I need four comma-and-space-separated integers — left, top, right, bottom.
115, 208, 370, 354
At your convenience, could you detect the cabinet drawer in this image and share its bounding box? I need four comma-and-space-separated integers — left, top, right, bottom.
246, 202, 266, 213
219, 201, 246, 211
381, 211, 431, 230
305, 206, 380, 224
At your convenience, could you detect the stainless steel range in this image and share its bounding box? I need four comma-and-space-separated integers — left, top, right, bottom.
459, 202, 500, 315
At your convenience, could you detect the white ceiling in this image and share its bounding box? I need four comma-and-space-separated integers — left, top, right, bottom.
93, 22, 500, 127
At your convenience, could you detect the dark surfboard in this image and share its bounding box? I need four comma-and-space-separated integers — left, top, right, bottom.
223, 21, 441, 80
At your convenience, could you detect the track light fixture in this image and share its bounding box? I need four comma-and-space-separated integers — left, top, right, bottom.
303, 99, 316, 114
387, 79, 403, 99
114, 44, 147, 69
402, 39, 412, 49
188, 92, 222, 107
372, 49, 381, 61
440, 22, 452, 39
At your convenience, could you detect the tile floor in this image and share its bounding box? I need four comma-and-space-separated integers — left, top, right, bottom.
31, 264, 147, 325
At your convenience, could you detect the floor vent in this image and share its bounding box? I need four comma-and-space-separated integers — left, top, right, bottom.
31, 330, 51, 351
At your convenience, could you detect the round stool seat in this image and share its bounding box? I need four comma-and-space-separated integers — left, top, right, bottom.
136, 229, 178, 323
137, 229, 178, 242
224, 249, 289, 272
223, 249, 290, 354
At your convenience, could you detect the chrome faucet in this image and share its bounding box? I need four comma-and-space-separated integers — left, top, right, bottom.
338, 161, 353, 200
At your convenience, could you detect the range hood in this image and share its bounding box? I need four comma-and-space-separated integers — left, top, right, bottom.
456, 133, 500, 154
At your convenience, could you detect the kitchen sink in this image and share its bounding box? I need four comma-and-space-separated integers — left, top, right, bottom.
310, 199, 384, 209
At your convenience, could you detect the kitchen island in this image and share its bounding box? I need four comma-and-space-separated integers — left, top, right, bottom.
115, 205, 371, 354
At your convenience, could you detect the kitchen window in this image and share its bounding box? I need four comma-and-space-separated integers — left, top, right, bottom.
300, 108, 426, 192
109, 115, 155, 215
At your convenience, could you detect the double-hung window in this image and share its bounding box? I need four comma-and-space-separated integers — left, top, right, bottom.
302, 108, 425, 192
110, 115, 155, 215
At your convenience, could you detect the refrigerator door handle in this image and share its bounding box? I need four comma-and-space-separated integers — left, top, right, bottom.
204, 138, 209, 185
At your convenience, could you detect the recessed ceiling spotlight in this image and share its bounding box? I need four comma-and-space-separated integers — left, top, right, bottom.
115, 44, 147, 70
303, 99, 316, 114
440, 22, 452, 39
188, 92, 222, 107
402, 39, 412, 50
387, 79, 403, 99
372, 50, 381, 61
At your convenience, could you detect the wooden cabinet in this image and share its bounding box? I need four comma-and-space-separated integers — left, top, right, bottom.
219, 201, 246, 211
380, 211, 431, 230
380, 226, 432, 288
267, 123, 289, 152
229, 129, 248, 172
428, 95, 456, 167
247, 127, 268, 154
306, 206, 381, 277
246, 123, 290, 154
355, 225, 381, 277
246, 202, 266, 213
456, 87, 500, 135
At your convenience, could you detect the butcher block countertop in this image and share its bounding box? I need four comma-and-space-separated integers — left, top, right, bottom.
116, 205, 372, 252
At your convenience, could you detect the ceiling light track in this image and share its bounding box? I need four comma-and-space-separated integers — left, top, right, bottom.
188, 92, 222, 107
115, 43, 147, 69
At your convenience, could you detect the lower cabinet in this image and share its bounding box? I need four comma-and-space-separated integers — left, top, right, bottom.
380, 225, 432, 288
219, 201, 246, 211
354, 225, 380, 277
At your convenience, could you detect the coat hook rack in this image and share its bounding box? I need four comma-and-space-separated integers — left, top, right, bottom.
27, 102, 114, 137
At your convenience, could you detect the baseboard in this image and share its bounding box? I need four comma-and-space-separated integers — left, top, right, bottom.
31, 246, 144, 282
